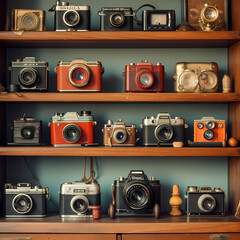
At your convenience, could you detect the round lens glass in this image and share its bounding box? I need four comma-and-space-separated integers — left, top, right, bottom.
21, 127, 34, 139
19, 68, 38, 87
24, 16, 35, 27
13, 194, 32, 214
205, 121, 215, 130
204, 130, 214, 140
63, 124, 81, 143
113, 129, 127, 144
73, 70, 85, 81
204, 7, 217, 21
116, 132, 124, 140
198, 194, 216, 213
73, 198, 88, 213
203, 198, 215, 211
110, 12, 125, 27
180, 71, 198, 90
199, 71, 217, 90
64, 11, 80, 27
139, 73, 152, 86
155, 124, 173, 142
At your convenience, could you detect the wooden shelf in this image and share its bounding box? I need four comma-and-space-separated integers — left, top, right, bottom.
1, 92, 239, 102
0, 31, 239, 48
0, 215, 239, 234
0, 146, 239, 157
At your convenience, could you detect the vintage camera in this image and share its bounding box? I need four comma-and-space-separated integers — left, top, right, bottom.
8, 57, 49, 92
11, 9, 46, 31
52, 0, 90, 31
141, 113, 187, 147
98, 7, 134, 31
9, 115, 42, 146
111, 170, 160, 217
50, 111, 96, 147
102, 119, 136, 146
173, 62, 218, 93
55, 58, 103, 92
124, 60, 164, 92
60, 180, 101, 219
4, 183, 48, 217
186, 186, 225, 216
142, 10, 175, 31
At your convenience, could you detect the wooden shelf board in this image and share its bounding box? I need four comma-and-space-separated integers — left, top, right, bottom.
0, 31, 239, 48
0, 215, 239, 234
1, 92, 239, 102
0, 146, 239, 157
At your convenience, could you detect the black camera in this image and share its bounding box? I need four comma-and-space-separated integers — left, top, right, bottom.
52, 0, 90, 31
112, 170, 160, 217
141, 113, 187, 147
4, 183, 48, 217
186, 186, 225, 216
9, 115, 42, 146
8, 57, 49, 92
142, 10, 175, 31
98, 7, 134, 31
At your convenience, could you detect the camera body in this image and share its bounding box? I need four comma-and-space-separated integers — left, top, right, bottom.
142, 10, 175, 31
194, 117, 226, 143
186, 186, 225, 216
9, 57, 49, 92
60, 180, 101, 219
10, 115, 42, 146
102, 120, 136, 146
4, 183, 47, 217
113, 170, 160, 216
11, 9, 46, 31
125, 61, 164, 92
98, 7, 134, 31
173, 62, 218, 93
141, 113, 186, 146
54, 1, 90, 31
50, 111, 96, 147
55, 59, 103, 92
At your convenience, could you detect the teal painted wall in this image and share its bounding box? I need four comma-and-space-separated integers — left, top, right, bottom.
6, 0, 229, 214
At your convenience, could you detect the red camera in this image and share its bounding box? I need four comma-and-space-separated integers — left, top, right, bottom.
55, 58, 104, 92
50, 111, 96, 147
124, 61, 164, 92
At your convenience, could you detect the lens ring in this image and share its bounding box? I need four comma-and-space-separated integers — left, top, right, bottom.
109, 12, 125, 28
198, 194, 216, 212
19, 68, 38, 87
21, 13, 39, 30
62, 124, 81, 143
135, 71, 154, 89
198, 71, 218, 91
179, 71, 198, 91
70, 195, 89, 214
204, 130, 214, 140
12, 194, 33, 214
197, 123, 204, 129
154, 124, 174, 142
113, 129, 127, 144
20, 126, 34, 139
124, 183, 151, 210
68, 64, 90, 88
205, 121, 216, 130
202, 6, 219, 22
63, 10, 80, 27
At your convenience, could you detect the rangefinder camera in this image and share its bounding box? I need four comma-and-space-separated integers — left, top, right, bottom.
4, 183, 48, 217
98, 7, 134, 31
9, 115, 42, 146
141, 113, 187, 147
55, 58, 103, 92
8, 57, 49, 92
50, 111, 96, 147
52, 0, 90, 31
173, 62, 218, 93
186, 186, 225, 216
124, 60, 164, 92
60, 180, 101, 219
11, 9, 46, 31
142, 10, 175, 31
102, 119, 136, 146
111, 170, 160, 218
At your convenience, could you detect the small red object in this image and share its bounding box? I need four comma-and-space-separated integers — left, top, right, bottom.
228, 137, 239, 147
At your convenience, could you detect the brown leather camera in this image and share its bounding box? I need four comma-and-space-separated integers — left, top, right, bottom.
102, 120, 136, 146
11, 9, 46, 31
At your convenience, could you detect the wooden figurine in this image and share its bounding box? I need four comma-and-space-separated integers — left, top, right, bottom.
169, 185, 183, 216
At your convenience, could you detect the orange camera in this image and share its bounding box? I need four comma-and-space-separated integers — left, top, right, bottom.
55, 59, 104, 92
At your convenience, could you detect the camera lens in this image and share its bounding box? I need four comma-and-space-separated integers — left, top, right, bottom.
179, 70, 198, 91
12, 194, 33, 214
113, 129, 127, 144
70, 195, 89, 214
19, 68, 38, 87
68, 64, 90, 88
110, 12, 125, 27
204, 7, 218, 22
22, 13, 39, 30
205, 121, 215, 130
199, 71, 218, 91
136, 71, 154, 89
63, 124, 81, 143
21, 126, 35, 139
63, 10, 80, 27
125, 184, 151, 210
154, 124, 174, 142
198, 194, 216, 212
204, 130, 214, 140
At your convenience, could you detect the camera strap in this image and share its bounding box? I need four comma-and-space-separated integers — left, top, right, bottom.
82, 156, 95, 184
134, 4, 156, 26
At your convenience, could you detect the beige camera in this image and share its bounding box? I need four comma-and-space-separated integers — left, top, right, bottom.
11, 9, 46, 31
173, 62, 218, 93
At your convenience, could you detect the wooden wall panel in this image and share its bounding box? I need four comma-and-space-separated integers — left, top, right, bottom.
231, 0, 240, 31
